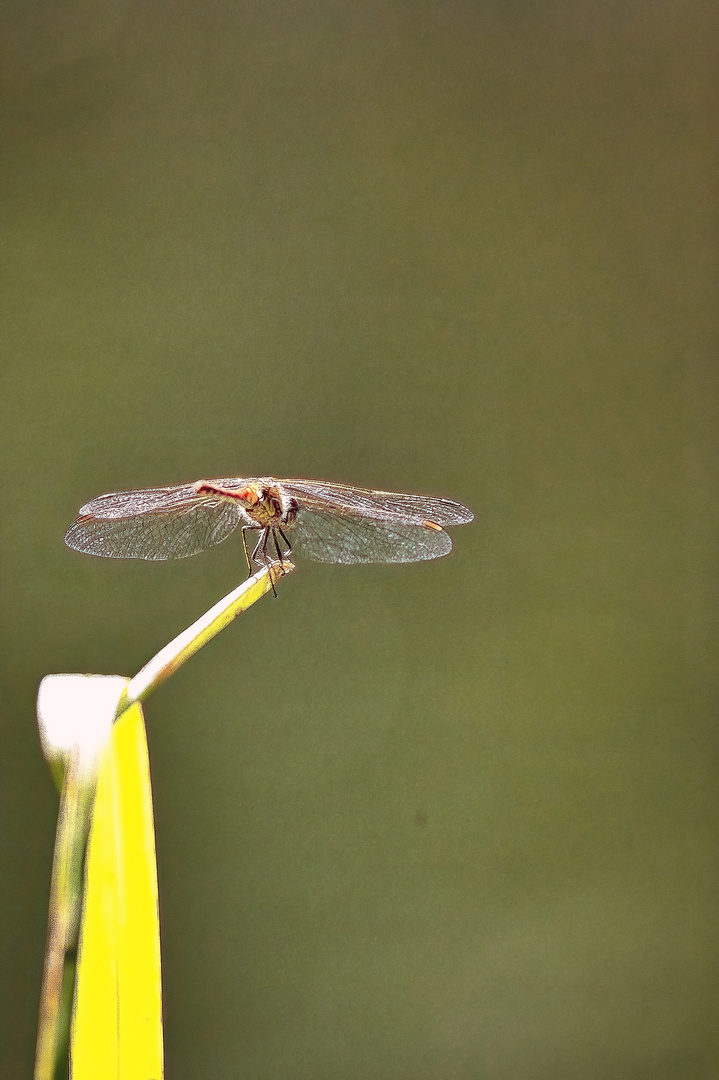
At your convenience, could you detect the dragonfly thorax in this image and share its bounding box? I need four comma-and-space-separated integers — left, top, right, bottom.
244, 483, 295, 528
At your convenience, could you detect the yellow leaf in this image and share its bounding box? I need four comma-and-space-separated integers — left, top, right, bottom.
71, 700, 163, 1080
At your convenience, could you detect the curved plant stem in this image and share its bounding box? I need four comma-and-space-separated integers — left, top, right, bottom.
115, 561, 294, 720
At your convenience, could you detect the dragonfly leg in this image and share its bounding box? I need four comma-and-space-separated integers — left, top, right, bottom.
260, 528, 278, 596
249, 528, 286, 596
278, 526, 293, 558
249, 530, 265, 567
272, 528, 284, 564
241, 528, 254, 578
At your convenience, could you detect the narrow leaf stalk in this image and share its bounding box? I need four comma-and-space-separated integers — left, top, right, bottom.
115, 560, 293, 719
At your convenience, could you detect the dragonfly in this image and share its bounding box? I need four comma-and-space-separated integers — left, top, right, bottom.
64, 476, 473, 570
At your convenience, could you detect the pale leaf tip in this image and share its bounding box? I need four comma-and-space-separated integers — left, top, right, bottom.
37, 674, 128, 775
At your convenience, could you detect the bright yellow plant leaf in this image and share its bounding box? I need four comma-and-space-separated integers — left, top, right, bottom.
71, 699, 163, 1080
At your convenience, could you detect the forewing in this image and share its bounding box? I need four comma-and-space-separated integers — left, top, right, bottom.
65, 496, 243, 560
292, 508, 453, 564
282, 479, 473, 526
75, 479, 261, 519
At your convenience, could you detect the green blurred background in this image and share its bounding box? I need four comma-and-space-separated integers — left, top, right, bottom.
1, 2, 717, 1076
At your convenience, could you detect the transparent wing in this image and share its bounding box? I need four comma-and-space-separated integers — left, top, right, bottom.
282, 479, 473, 527
65, 492, 244, 560
291, 508, 453, 564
